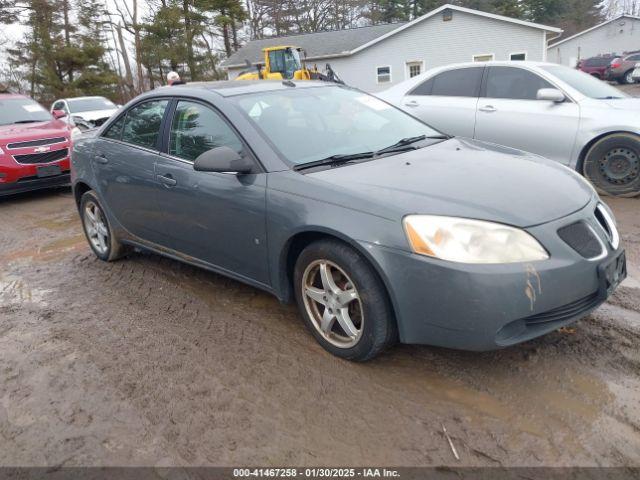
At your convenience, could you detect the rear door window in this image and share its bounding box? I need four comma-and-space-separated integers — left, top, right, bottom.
121, 100, 169, 150
413, 68, 483, 97
484, 67, 554, 100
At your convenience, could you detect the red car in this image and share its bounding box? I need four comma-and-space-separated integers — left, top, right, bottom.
0, 93, 73, 196
577, 55, 616, 79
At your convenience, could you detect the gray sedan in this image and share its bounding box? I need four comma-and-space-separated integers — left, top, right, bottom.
71, 81, 626, 361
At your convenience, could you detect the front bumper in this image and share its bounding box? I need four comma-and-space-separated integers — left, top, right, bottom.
0, 171, 70, 196
0, 155, 71, 197
362, 199, 624, 351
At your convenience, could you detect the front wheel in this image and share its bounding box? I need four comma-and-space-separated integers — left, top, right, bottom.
583, 134, 640, 197
80, 191, 128, 261
624, 69, 636, 85
293, 240, 397, 361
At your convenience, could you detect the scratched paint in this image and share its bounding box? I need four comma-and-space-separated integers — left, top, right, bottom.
524, 263, 543, 311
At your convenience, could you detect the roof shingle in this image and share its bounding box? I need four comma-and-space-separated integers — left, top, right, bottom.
222, 23, 405, 68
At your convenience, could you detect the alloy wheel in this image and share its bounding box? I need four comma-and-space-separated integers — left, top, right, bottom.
301, 259, 364, 348
83, 201, 110, 255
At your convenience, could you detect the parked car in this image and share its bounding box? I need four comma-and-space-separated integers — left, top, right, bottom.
50, 96, 118, 130
71, 81, 625, 361
378, 61, 640, 197
0, 93, 73, 196
577, 55, 616, 79
605, 52, 640, 84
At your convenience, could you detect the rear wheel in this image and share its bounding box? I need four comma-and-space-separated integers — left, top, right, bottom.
294, 239, 397, 361
80, 191, 128, 261
583, 133, 640, 197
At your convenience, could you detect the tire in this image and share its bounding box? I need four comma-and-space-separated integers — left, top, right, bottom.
293, 239, 397, 361
624, 69, 636, 85
80, 190, 128, 261
583, 133, 640, 198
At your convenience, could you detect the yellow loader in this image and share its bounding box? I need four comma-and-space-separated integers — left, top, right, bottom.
235, 46, 343, 83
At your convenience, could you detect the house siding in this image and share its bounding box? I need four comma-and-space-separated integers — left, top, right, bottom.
548, 17, 640, 66
227, 11, 547, 92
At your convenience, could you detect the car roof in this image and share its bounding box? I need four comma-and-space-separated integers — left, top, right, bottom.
65, 96, 111, 101
0, 93, 29, 100
431, 60, 559, 70
153, 80, 337, 97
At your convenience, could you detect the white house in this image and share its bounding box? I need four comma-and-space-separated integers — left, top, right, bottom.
548, 15, 640, 67
222, 4, 562, 92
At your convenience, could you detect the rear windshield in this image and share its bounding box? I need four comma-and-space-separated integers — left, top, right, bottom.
68, 97, 116, 113
0, 98, 52, 126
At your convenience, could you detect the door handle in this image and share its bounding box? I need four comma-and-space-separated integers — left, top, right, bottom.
404, 100, 419, 108
157, 174, 177, 187
479, 105, 497, 113
94, 154, 109, 164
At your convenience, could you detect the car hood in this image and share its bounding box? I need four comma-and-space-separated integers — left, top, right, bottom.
304, 138, 593, 228
0, 119, 69, 144
72, 109, 117, 121
597, 98, 640, 110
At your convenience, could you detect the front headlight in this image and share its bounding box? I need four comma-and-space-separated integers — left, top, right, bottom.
403, 215, 549, 264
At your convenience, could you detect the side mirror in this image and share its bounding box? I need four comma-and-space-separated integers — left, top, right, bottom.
193, 146, 254, 174
52, 109, 67, 119
537, 88, 566, 103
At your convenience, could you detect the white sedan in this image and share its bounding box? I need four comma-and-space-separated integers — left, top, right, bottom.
51, 96, 119, 132
378, 61, 640, 197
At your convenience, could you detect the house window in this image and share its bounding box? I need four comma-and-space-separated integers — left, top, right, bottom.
376, 66, 391, 83
406, 61, 423, 78
510, 52, 527, 61
473, 54, 494, 62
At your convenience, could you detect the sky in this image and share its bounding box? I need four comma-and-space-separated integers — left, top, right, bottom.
0, 0, 149, 63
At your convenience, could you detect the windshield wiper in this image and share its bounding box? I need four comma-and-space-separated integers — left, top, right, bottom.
597, 96, 623, 99
294, 134, 450, 171
294, 152, 374, 171
375, 134, 448, 156
13, 120, 42, 124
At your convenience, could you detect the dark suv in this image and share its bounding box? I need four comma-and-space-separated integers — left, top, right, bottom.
605, 52, 640, 84
578, 55, 616, 79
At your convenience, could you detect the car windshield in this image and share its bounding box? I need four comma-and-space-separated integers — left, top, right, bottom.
0, 97, 52, 126
232, 86, 441, 165
67, 97, 116, 113
541, 65, 629, 99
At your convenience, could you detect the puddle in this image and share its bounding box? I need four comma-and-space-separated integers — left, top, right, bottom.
0, 233, 87, 265
0, 272, 52, 307
622, 265, 640, 289
31, 213, 79, 231
598, 302, 640, 327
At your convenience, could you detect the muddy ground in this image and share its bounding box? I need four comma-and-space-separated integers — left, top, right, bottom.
0, 188, 638, 468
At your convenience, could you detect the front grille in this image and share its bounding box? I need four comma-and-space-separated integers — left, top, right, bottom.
524, 291, 600, 326
558, 221, 603, 259
594, 204, 619, 249
7, 137, 66, 149
12, 148, 69, 165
